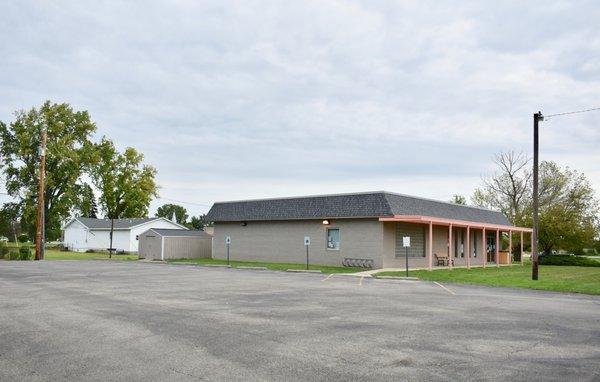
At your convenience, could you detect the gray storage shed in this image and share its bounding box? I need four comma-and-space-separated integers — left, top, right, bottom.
138, 229, 212, 260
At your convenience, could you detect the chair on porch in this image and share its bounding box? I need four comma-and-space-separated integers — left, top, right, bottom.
434, 253, 449, 266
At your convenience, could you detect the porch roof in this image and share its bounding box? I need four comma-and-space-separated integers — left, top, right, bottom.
379, 215, 532, 233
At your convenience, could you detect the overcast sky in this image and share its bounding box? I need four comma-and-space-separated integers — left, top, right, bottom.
1, 1, 599, 217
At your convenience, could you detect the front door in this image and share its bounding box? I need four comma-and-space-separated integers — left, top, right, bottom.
486, 232, 496, 263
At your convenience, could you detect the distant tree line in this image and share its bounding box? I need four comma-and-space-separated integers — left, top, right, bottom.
0, 101, 158, 241
155, 203, 213, 231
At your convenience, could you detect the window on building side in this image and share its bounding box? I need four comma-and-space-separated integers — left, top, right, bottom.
327, 228, 340, 250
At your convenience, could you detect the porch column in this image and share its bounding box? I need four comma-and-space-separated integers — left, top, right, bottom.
466, 226, 471, 269
508, 230, 512, 265
428, 221, 433, 271
482, 227, 486, 268
448, 224, 453, 268
496, 229, 500, 267
520, 231, 524, 265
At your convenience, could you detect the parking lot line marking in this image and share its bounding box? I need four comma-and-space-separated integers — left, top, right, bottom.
359, 276, 364, 286
434, 281, 455, 295
322, 274, 335, 282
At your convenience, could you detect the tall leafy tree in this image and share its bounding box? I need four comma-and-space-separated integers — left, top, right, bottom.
156, 203, 188, 224
0, 101, 96, 239
473, 152, 599, 254
72, 183, 98, 218
531, 162, 599, 255
89, 137, 158, 219
0, 203, 20, 240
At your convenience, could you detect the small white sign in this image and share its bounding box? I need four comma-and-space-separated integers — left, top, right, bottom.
225, 236, 231, 245
304, 236, 310, 246
403, 236, 411, 248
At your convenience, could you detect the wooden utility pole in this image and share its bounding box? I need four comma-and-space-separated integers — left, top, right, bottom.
532, 111, 543, 280
35, 129, 48, 261
108, 218, 115, 259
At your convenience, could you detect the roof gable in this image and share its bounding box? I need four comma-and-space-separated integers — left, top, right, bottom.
146, 229, 211, 238
69, 217, 186, 230
205, 191, 511, 226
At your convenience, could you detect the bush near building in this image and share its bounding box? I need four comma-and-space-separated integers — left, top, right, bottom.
19, 246, 32, 260
539, 254, 600, 267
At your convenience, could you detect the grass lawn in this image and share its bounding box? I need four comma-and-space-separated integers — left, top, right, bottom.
0, 242, 138, 261
168, 258, 366, 274
43, 249, 138, 261
375, 263, 600, 295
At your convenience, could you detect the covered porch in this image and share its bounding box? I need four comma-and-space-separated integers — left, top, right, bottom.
380, 215, 532, 271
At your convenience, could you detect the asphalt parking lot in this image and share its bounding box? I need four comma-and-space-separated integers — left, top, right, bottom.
1, 261, 599, 381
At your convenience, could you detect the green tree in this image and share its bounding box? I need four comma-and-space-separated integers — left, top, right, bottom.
472, 151, 530, 226
156, 203, 188, 224
0, 101, 96, 239
72, 183, 98, 218
89, 137, 158, 219
473, 152, 599, 255
450, 194, 467, 205
188, 214, 212, 230
0, 203, 19, 240
531, 162, 599, 255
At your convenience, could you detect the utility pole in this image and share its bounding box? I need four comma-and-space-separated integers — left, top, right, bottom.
35, 129, 47, 261
532, 111, 543, 280
108, 218, 115, 259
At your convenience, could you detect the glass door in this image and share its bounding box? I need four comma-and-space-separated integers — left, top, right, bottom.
486, 232, 496, 263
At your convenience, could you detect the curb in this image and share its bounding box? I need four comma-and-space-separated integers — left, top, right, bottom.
374, 276, 419, 280
200, 264, 232, 268
236, 266, 268, 270
286, 269, 323, 274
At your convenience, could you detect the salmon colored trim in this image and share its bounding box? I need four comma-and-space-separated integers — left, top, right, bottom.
379, 215, 532, 233
509, 230, 513, 265
466, 226, 471, 269
496, 229, 500, 267
482, 227, 487, 268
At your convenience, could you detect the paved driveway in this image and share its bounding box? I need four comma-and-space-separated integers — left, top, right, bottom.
1, 261, 599, 381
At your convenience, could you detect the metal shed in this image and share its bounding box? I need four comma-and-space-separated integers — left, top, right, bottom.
138, 229, 212, 260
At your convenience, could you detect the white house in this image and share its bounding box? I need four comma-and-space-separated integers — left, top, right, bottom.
62, 217, 187, 253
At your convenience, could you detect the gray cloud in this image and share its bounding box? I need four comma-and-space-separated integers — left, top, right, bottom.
1, 1, 599, 217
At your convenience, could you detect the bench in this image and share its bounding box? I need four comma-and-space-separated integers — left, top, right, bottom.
434, 253, 449, 266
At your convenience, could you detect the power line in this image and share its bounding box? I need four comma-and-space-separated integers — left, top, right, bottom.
156, 196, 211, 208
545, 106, 600, 119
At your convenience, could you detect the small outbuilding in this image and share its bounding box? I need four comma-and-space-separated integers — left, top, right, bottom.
138, 229, 212, 261
62, 217, 187, 253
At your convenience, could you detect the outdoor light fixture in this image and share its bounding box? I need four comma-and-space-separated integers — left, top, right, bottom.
322, 219, 330, 225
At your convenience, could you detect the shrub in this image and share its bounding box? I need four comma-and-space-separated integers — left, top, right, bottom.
0, 243, 9, 259
19, 246, 32, 261
8, 250, 20, 260
85, 249, 96, 253
539, 254, 600, 267
17, 234, 29, 243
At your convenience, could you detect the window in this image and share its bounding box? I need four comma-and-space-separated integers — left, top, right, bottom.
473, 234, 477, 257
326, 228, 340, 250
